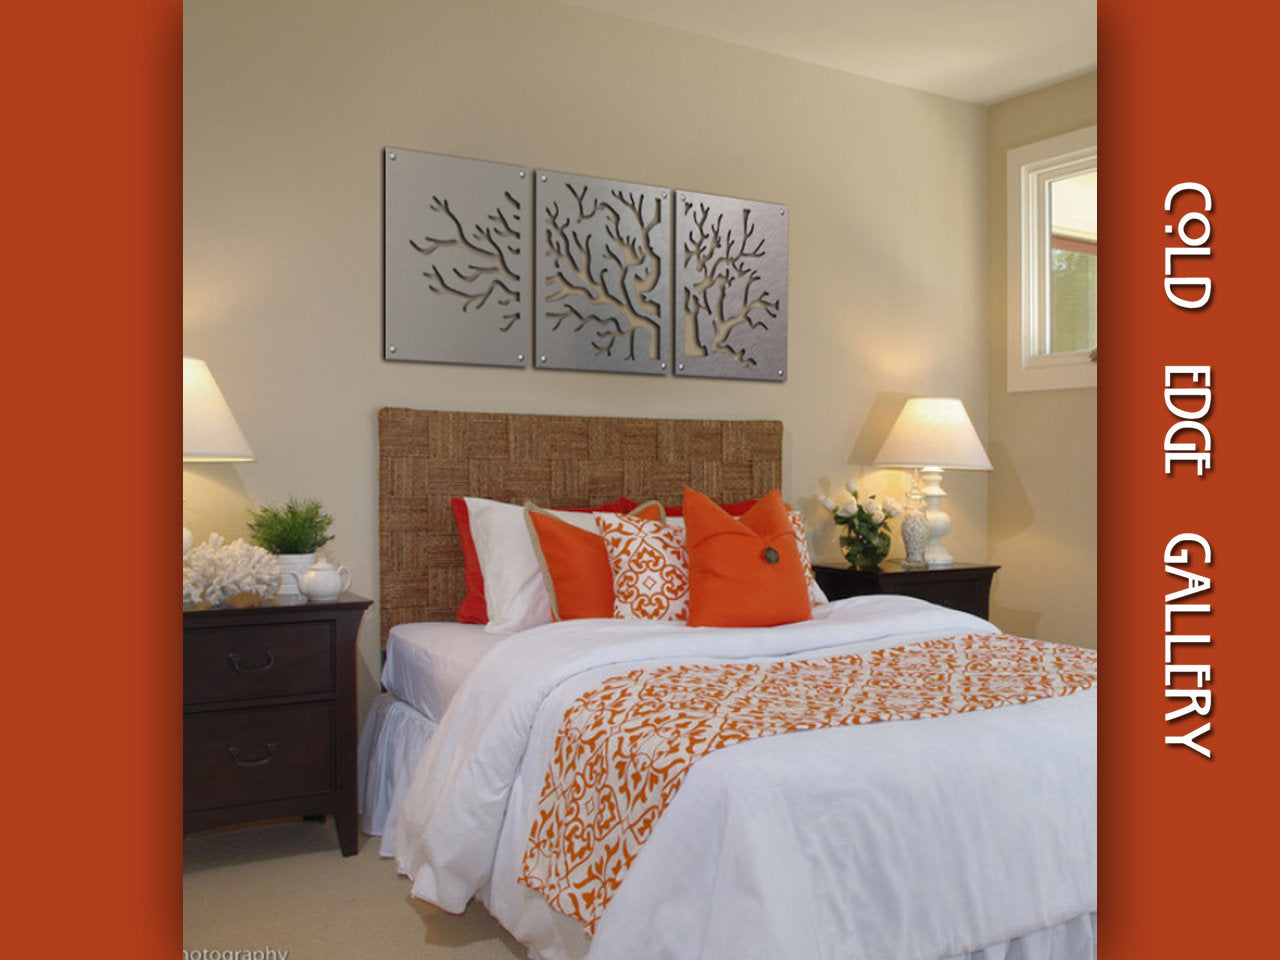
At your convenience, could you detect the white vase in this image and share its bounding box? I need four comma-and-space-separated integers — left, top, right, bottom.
900, 490, 930, 569
274, 552, 316, 597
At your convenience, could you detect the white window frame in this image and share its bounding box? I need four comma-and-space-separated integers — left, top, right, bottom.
1006, 125, 1097, 392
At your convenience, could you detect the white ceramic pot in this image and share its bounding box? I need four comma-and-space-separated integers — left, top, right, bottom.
296, 559, 351, 602
274, 552, 316, 597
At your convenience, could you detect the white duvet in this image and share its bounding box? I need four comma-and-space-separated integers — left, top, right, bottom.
393, 595, 1096, 960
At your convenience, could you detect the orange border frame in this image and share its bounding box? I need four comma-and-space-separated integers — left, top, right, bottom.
9, 2, 1273, 955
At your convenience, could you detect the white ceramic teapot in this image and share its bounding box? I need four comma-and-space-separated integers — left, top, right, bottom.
283, 558, 351, 602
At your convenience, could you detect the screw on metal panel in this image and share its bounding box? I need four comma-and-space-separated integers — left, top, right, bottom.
677, 363, 685, 371
540, 174, 547, 182
519, 170, 526, 178
660, 362, 667, 370
388, 345, 397, 353
388, 152, 396, 161
539, 355, 547, 363
780, 208, 785, 216
777, 369, 784, 377
517, 353, 526, 362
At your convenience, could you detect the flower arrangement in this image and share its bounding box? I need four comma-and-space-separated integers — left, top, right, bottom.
818, 483, 904, 572
183, 533, 280, 608
247, 497, 335, 555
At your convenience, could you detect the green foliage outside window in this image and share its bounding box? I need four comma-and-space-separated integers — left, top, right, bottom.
1050, 248, 1097, 354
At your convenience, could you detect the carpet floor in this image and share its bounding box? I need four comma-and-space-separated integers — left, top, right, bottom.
183, 819, 525, 959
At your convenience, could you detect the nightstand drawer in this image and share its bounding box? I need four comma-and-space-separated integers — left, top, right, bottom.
813, 562, 997, 620
183, 703, 334, 810
184, 620, 333, 704
881, 578, 981, 613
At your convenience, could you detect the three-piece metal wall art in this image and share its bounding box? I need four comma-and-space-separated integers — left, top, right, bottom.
383, 147, 788, 381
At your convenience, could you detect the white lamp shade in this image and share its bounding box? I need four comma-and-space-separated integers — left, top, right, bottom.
873, 397, 992, 471
183, 357, 254, 461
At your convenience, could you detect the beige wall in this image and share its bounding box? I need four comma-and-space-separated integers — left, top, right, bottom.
183, 0, 991, 715
986, 73, 1097, 648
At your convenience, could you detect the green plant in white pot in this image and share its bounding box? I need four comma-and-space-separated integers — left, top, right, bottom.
247, 497, 335, 597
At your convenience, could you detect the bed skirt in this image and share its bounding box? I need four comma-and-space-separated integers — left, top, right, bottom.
358, 692, 437, 856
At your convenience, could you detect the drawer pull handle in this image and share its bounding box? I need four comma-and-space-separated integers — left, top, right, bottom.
227, 650, 276, 674
228, 742, 277, 767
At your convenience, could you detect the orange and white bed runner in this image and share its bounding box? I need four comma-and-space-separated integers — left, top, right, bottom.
518, 633, 1097, 932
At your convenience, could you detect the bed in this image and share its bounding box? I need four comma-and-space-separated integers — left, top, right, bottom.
361, 408, 1097, 960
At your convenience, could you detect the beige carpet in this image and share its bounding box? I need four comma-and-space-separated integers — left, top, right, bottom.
183, 819, 525, 959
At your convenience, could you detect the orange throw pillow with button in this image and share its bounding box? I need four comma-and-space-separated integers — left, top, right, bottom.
683, 487, 813, 627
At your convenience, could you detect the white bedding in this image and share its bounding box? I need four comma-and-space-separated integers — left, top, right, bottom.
362, 622, 504, 848
382, 621, 504, 721
392, 595, 1096, 960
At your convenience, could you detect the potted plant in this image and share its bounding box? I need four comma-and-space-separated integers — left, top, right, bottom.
247, 496, 335, 596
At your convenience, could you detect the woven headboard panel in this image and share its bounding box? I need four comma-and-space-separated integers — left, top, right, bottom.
378, 408, 783, 641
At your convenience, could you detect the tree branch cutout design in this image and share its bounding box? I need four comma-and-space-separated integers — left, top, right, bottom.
536, 174, 670, 373
409, 191, 524, 331
679, 198, 780, 370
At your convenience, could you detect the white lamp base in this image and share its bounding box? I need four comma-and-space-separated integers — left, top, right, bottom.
919, 467, 955, 568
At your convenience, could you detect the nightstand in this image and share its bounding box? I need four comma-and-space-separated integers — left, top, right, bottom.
183, 593, 372, 855
813, 561, 999, 620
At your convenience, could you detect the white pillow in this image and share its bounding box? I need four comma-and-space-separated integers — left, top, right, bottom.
464, 497, 599, 635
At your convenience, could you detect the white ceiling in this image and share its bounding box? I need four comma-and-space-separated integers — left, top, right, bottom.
557, 0, 1096, 105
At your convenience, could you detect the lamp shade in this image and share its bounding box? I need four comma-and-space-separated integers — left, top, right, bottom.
183, 356, 254, 461
873, 397, 992, 471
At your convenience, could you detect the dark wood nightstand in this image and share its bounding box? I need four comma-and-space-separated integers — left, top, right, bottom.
183, 593, 372, 855
813, 561, 999, 620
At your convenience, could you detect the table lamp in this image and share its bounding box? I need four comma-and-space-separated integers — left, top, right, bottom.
183, 356, 254, 550
873, 397, 992, 568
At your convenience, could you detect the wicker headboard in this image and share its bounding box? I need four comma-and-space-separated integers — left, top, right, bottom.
378, 408, 783, 641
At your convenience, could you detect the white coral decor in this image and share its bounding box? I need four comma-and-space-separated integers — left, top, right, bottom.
183, 533, 280, 607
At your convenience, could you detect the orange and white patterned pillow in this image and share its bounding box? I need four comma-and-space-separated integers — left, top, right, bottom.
595, 513, 689, 622
787, 510, 828, 606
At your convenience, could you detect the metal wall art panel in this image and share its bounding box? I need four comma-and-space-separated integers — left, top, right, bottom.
533, 170, 670, 375
384, 148, 531, 367
674, 190, 788, 381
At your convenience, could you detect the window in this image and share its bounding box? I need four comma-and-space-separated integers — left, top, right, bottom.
1006, 126, 1097, 392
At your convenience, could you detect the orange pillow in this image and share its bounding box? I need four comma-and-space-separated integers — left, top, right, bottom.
527, 502, 664, 620
684, 487, 812, 627
454, 496, 642, 623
